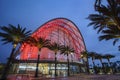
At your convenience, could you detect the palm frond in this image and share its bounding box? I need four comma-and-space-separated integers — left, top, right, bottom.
113, 39, 119, 45
31, 37, 50, 49
103, 54, 115, 59
88, 0, 120, 34
60, 45, 74, 55
48, 42, 61, 53
0, 24, 32, 46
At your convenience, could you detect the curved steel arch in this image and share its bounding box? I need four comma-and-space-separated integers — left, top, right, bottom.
20, 18, 86, 62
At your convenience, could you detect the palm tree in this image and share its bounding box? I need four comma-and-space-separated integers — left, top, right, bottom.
47, 42, 61, 77
104, 54, 115, 66
81, 51, 89, 74
61, 45, 74, 76
95, 53, 111, 74
0, 24, 31, 80
103, 54, 115, 73
89, 52, 97, 74
95, 54, 104, 69
32, 37, 50, 77
94, 0, 102, 11
88, 0, 120, 30
89, 52, 97, 68
87, 0, 120, 50
99, 26, 120, 46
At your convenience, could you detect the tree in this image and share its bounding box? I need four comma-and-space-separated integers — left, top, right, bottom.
81, 51, 89, 74
103, 54, 115, 65
0, 24, 31, 80
31, 37, 50, 77
89, 52, 97, 68
95, 54, 104, 69
94, 0, 102, 11
47, 42, 61, 77
87, 0, 120, 49
89, 52, 97, 74
99, 26, 120, 46
95, 54, 104, 67
103, 54, 115, 73
61, 45, 74, 76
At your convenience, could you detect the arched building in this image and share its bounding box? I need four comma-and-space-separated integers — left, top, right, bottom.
13, 18, 87, 77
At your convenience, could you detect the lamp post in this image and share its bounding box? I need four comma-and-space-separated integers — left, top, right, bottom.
80, 54, 84, 63
71, 53, 73, 62
70, 53, 74, 75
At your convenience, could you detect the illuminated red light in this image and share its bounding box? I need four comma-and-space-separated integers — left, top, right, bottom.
20, 18, 86, 62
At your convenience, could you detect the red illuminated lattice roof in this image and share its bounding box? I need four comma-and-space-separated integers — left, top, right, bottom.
20, 18, 86, 62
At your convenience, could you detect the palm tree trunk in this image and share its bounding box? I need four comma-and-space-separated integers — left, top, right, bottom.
107, 58, 113, 74
55, 53, 57, 77
100, 59, 104, 73
86, 57, 89, 74
67, 53, 70, 76
92, 58, 96, 74
107, 59, 110, 66
1, 47, 16, 80
92, 58, 95, 67
100, 59, 104, 68
35, 51, 40, 77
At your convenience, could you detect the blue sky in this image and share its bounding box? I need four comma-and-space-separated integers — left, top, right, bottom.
0, 0, 119, 64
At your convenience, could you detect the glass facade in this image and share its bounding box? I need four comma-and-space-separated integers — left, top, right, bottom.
12, 62, 85, 77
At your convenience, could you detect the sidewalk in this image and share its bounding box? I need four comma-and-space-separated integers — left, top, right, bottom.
6, 74, 120, 80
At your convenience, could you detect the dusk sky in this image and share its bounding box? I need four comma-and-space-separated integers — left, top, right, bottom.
0, 0, 120, 64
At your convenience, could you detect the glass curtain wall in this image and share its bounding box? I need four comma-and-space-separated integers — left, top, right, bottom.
12, 63, 82, 77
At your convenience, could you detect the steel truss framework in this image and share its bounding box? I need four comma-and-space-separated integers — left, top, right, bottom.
20, 18, 86, 62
